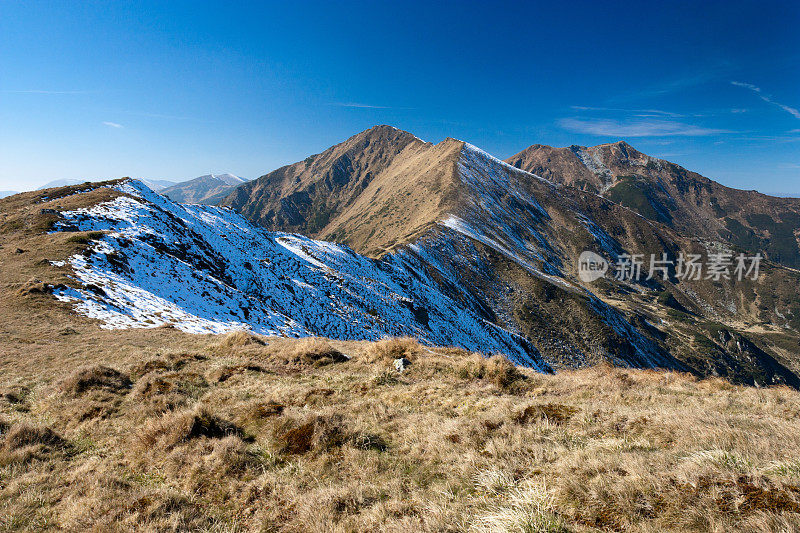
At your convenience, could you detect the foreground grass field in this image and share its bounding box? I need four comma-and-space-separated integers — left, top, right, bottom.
3, 326, 800, 532
3, 187, 800, 531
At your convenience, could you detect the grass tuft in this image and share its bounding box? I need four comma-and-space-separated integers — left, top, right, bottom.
59, 365, 132, 396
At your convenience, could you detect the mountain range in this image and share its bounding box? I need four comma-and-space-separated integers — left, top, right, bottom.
507, 141, 800, 268
37, 177, 178, 192
7, 125, 795, 389
160, 173, 247, 204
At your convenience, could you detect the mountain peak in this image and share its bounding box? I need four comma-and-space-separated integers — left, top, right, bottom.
352, 124, 422, 142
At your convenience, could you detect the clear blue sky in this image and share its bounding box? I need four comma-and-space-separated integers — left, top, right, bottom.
1, 1, 799, 194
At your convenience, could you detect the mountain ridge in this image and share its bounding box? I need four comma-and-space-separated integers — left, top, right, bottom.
506, 140, 800, 267
5, 127, 800, 387
161, 173, 247, 204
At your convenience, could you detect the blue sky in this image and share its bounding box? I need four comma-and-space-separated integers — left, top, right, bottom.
1, 1, 799, 194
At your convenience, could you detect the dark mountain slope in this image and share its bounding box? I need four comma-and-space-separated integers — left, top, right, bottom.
506, 141, 800, 267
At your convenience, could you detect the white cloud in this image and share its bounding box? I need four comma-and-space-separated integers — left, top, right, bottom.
731, 81, 800, 119
570, 105, 684, 117
1, 89, 89, 94
334, 102, 391, 109
557, 118, 732, 137
102, 121, 124, 129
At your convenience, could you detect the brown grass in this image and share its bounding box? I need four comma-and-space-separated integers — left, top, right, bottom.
1, 423, 64, 452
457, 352, 529, 391
137, 406, 242, 450
4, 325, 800, 530
59, 365, 132, 396
365, 336, 423, 363
286, 337, 349, 366
3, 185, 800, 530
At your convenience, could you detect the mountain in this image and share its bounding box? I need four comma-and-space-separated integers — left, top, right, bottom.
219, 126, 800, 384
0, 190, 18, 198
160, 173, 247, 205
221, 125, 444, 256
506, 141, 800, 267
37, 177, 176, 191
40, 179, 548, 369
4, 164, 800, 532
6, 128, 800, 387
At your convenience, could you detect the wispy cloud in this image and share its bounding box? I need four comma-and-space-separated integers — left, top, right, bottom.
333, 102, 392, 109
570, 105, 685, 118
612, 64, 733, 103
1, 89, 89, 95
558, 117, 733, 137
102, 121, 124, 129
731, 81, 800, 119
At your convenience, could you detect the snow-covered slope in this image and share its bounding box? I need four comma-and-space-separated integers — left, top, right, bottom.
52, 180, 548, 370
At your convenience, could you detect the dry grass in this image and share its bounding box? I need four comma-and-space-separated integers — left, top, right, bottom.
137, 406, 242, 450
4, 323, 800, 531
365, 336, 423, 363
59, 365, 132, 396
3, 185, 800, 530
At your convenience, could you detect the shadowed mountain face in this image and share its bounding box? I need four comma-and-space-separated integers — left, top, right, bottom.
161, 173, 247, 205
506, 141, 800, 268
218, 126, 800, 386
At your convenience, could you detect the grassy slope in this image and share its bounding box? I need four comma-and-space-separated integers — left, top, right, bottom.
4, 329, 800, 532
2, 188, 800, 531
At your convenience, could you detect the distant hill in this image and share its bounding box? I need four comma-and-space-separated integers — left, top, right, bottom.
37, 178, 176, 191
0, 191, 18, 198
161, 173, 247, 204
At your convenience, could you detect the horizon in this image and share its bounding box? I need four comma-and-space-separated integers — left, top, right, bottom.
16, 125, 800, 199
1, 1, 799, 194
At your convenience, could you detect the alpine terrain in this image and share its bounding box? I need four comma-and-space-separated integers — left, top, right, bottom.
507, 141, 800, 268
161, 173, 248, 205
2, 127, 800, 531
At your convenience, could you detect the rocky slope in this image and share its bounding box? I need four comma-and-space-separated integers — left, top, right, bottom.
161, 173, 247, 205
221, 126, 458, 257
5, 126, 799, 386
507, 141, 800, 267
219, 126, 800, 385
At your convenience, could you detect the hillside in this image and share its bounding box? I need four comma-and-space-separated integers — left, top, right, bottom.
3, 323, 800, 531
161, 173, 247, 205
0, 197, 799, 530
221, 125, 459, 257
1, 143, 800, 531
221, 126, 800, 385
506, 141, 800, 268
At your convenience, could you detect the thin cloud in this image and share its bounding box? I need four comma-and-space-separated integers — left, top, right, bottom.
102, 121, 124, 129
612, 64, 733, 103
731, 81, 800, 119
570, 105, 685, 118
334, 102, 392, 109
1, 89, 89, 94
558, 117, 733, 137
